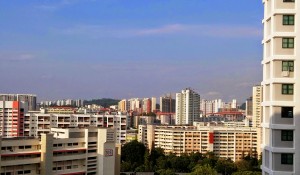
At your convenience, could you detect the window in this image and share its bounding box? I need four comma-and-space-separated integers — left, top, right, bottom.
66, 166, 72, 169
282, 84, 293, 94
281, 107, 293, 118
24, 170, 31, 174
281, 153, 293, 164
282, 61, 294, 72
282, 38, 294, 48
283, 0, 295, 2
283, 15, 294, 25
282, 130, 293, 141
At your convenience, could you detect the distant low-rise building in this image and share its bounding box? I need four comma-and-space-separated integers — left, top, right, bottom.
24, 112, 129, 144
139, 125, 260, 162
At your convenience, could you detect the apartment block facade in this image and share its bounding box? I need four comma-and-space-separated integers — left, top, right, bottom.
139, 125, 259, 162
24, 112, 128, 144
0, 127, 120, 175
160, 95, 175, 113
175, 88, 200, 125
253, 85, 263, 128
0, 94, 37, 111
262, 0, 299, 174
0, 101, 28, 137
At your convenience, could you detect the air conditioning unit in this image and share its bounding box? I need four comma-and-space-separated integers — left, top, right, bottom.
282, 71, 290, 77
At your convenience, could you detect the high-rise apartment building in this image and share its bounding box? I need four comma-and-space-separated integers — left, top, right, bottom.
200, 99, 214, 116
253, 86, 263, 128
151, 97, 156, 112
160, 95, 175, 113
245, 97, 253, 117
175, 88, 200, 125
0, 101, 28, 137
262, 0, 299, 174
118, 99, 128, 112
142, 98, 152, 114
0, 94, 37, 111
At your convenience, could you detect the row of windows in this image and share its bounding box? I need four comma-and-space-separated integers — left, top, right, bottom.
283, 0, 294, 2
0, 170, 31, 175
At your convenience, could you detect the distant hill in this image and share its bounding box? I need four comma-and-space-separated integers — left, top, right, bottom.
83, 98, 120, 108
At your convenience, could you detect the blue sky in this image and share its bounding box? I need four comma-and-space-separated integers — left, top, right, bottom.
0, 0, 263, 103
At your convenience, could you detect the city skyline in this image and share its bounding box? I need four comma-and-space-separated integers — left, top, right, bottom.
0, 0, 263, 102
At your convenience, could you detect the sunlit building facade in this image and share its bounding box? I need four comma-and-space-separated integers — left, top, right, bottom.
262, 0, 299, 174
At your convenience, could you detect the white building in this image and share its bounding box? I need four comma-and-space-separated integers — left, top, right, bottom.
151, 97, 156, 112
262, 0, 299, 174
24, 112, 128, 144
0, 127, 120, 175
175, 88, 200, 125
128, 98, 141, 111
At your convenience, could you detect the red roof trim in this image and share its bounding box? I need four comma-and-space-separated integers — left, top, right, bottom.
1, 152, 41, 157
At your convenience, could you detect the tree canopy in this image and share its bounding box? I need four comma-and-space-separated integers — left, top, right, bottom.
120, 140, 262, 175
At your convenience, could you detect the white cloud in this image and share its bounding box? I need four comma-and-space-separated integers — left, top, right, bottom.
56, 23, 262, 39
206, 91, 221, 96
136, 24, 186, 35
136, 24, 261, 38
36, 0, 95, 11
202, 91, 223, 100
0, 53, 36, 62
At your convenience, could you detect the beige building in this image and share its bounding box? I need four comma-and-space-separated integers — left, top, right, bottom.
151, 97, 156, 112
252, 86, 263, 128
138, 125, 156, 150
261, 0, 299, 174
139, 125, 259, 162
118, 99, 128, 112
0, 127, 120, 175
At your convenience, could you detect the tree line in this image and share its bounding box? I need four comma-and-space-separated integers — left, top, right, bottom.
121, 140, 261, 175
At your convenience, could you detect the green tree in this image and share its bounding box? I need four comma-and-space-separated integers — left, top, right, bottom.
215, 158, 237, 175
232, 171, 261, 175
156, 169, 176, 175
200, 152, 218, 168
188, 152, 204, 171
190, 164, 217, 175
148, 148, 165, 171
120, 161, 132, 172
169, 153, 190, 172
235, 160, 252, 172
121, 140, 146, 171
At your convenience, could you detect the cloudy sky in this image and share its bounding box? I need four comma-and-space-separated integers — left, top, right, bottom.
0, 0, 263, 103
